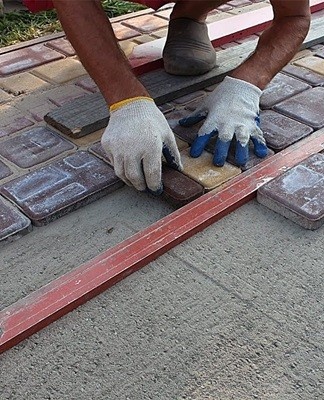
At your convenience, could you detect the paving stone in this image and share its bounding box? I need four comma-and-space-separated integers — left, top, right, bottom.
88, 141, 111, 164
260, 73, 311, 109
282, 64, 324, 86
122, 14, 168, 33
112, 22, 141, 40
12, 89, 58, 121
0, 44, 64, 77
119, 39, 137, 57
257, 154, 324, 230
0, 89, 11, 104
133, 34, 156, 44
294, 56, 324, 75
45, 85, 88, 107
273, 87, 324, 129
291, 49, 313, 61
260, 110, 314, 151
0, 151, 124, 226
154, 8, 172, 19
74, 76, 99, 93
44, 92, 109, 138
0, 111, 34, 138
180, 148, 241, 191
0, 72, 50, 95
151, 28, 168, 39
0, 160, 12, 180
161, 164, 204, 207
29, 103, 58, 122
45, 38, 76, 56
0, 126, 75, 169
0, 196, 32, 243
31, 58, 87, 84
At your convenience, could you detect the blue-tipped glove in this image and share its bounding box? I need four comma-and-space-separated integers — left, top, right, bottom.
179, 76, 268, 166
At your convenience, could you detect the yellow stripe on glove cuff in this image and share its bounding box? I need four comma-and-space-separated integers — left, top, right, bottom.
110, 96, 154, 112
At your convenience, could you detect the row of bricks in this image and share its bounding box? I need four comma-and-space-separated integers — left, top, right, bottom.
1, 49, 324, 181
2, 53, 324, 154
0, 0, 270, 78
1, 44, 324, 138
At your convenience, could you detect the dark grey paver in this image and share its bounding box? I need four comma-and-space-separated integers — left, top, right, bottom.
260, 73, 311, 109
0, 196, 31, 243
257, 153, 324, 230
0, 160, 12, 180
274, 87, 324, 129
0, 126, 74, 168
162, 164, 204, 207
0, 152, 124, 226
282, 64, 324, 86
0, 44, 64, 76
44, 92, 109, 138
260, 110, 314, 151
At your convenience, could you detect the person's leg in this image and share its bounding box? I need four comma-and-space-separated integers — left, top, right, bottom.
163, 0, 226, 76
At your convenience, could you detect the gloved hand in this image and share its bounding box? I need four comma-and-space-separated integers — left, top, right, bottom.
179, 76, 268, 166
101, 96, 182, 194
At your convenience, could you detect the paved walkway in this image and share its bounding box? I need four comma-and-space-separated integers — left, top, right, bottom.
0, 3, 324, 399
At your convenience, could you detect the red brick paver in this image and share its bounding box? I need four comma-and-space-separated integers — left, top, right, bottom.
0, 45, 64, 77
0, 126, 75, 169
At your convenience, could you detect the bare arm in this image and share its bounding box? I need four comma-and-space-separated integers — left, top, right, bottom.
231, 0, 311, 89
52, 0, 149, 105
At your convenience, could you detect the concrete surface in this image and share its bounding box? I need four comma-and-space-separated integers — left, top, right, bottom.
1, 192, 323, 399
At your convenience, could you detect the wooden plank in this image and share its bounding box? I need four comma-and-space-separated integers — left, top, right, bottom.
44, 93, 109, 138
45, 40, 257, 137
1, 129, 324, 354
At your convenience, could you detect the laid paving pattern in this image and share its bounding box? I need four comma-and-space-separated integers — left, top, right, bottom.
1, 3, 324, 242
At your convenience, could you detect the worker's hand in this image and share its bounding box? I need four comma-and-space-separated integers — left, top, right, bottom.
179, 76, 268, 166
101, 97, 182, 194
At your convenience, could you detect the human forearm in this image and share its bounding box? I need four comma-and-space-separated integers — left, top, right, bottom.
231, 14, 310, 89
52, 0, 148, 104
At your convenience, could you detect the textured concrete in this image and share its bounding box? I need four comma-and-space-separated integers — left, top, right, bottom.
1, 196, 323, 399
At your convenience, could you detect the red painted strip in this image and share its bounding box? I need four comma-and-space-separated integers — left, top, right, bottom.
1, 130, 323, 353
130, 0, 324, 75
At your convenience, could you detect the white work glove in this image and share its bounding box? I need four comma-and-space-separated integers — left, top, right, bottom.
179, 76, 268, 166
101, 97, 182, 193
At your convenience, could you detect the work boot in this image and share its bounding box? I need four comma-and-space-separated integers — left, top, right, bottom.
162, 18, 217, 76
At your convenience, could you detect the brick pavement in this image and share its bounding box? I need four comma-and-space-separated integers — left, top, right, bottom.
1, 2, 324, 241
